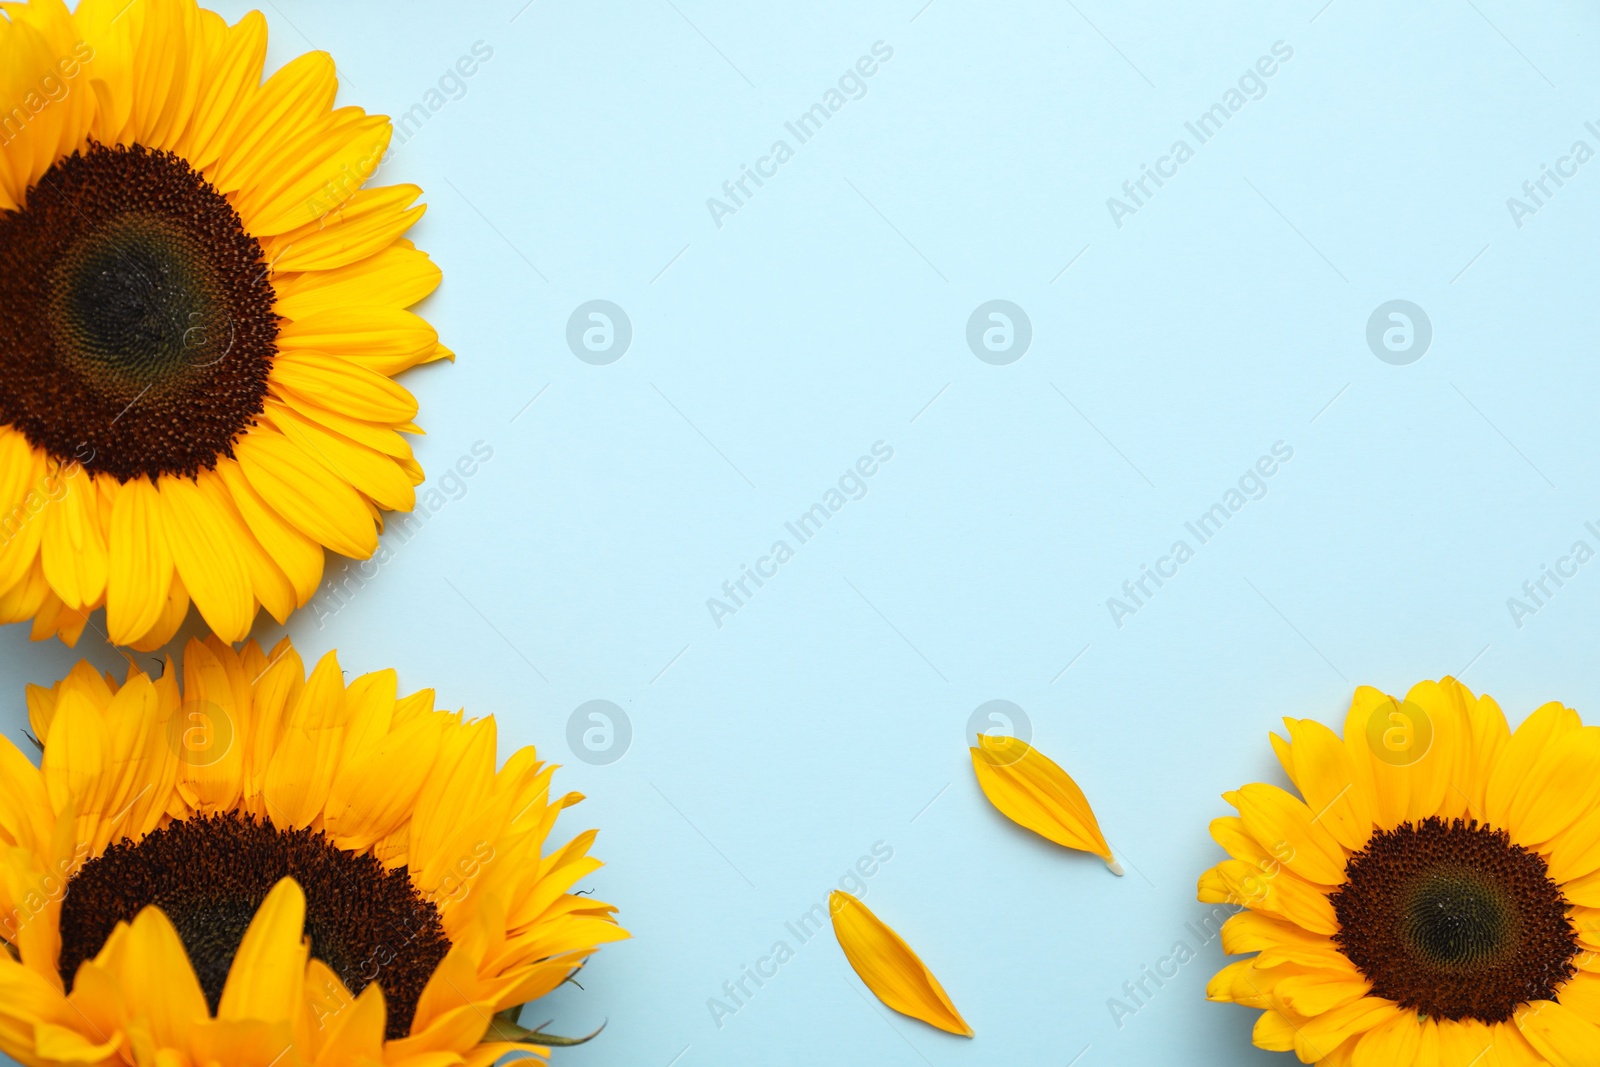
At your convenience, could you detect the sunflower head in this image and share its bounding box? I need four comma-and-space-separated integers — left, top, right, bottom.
1200, 678, 1600, 1065
0, 0, 449, 651
0, 635, 626, 1065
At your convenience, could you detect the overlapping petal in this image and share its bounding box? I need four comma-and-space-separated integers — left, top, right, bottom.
0, 637, 623, 1066
0, 0, 447, 650
1202, 678, 1600, 1065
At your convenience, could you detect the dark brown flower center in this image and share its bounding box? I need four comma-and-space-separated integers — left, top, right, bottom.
1331, 817, 1578, 1022
0, 142, 277, 481
58, 813, 449, 1040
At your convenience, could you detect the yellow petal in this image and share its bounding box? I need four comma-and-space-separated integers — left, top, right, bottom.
1279, 718, 1375, 852
1233, 782, 1347, 886
969, 735, 1118, 871
1274, 967, 1370, 1017
39, 465, 107, 610
188, 1018, 296, 1067
276, 306, 440, 377
126, 570, 191, 654
1206, 958, 1267, 1006
214, 459, 324, 607
173, 636, 245, 814
42, 691, 107, 818
385, 1000, 494, 1058
32, 1020, 122, 1061
1292, 996, 1401, 1061
192, 468, 297, 626
1249, 1004, 1306, 1053
1435, 1020, 1498, 1067
209, 49, 337, 195
1557, 972, 1600, 1022
100, 905, 210, 1050
235, 112, 391, 236
302, 961, 384, 1062
1503, 722, 1600, 846
262, 399, 415, 512
1352, 1011, 1422, 1067
407, 929, 488, 1038
265, 395, 416, 462
0, 956, 80, 1051
181, 9, 267, 174
218, 878, 307, 1024
829, 891, 971, 1037
0, 3, 96, 203
105, 477, 176, 645
1220, 910, 1345, 970
234, 430, 377, 559
1516, 1000, 1600, 1067
74, 0, 136, 145
1341, 683, 1464, 829
158, 473, 253, 641
262, 650, 348, 829
1198, 859, 1339, 935
268, 350, 419, 424
272, 240, 440, 318
1484, 702, 1580, 831
0, 734, 52, 854
405, 716, 495, 885
262, 184, 424, 272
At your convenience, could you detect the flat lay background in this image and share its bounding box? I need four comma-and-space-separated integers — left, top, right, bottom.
6, 0, 1600, 1064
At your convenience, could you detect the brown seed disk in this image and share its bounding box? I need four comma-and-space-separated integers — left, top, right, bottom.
1331, 817, 1578, 1023
58, 813, 450, 1040
0, 142, 277, 482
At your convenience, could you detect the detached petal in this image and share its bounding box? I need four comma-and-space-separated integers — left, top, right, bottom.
828, 891, 971, 1037
970, 735, 1119, 872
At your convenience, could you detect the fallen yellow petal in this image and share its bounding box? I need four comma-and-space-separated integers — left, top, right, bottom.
828, 890, 973, 1037
970, 735, 1122, 874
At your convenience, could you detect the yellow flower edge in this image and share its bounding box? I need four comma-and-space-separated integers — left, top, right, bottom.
829, 890, 972, 1038
0, 0, 451, 650
0, 635, 627, 1065
1200, 676, 1600, 1066
970, 734, 1121, 874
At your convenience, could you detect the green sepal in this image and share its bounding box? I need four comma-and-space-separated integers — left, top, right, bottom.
484, 1006, 605, 1047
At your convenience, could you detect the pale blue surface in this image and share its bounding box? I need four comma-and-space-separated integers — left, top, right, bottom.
6, 1, 1600, 1064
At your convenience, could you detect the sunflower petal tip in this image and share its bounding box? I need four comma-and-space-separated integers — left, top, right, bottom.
829, 890, 970, 1037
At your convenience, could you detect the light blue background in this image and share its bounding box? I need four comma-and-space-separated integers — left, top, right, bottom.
6, 1, 1600, 1064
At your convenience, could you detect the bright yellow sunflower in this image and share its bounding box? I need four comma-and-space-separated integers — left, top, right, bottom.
0, 0, 447, 651
0, 636, 625, 1065
1200, 677, 1600, 1065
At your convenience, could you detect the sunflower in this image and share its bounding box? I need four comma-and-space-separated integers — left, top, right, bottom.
0, 635, 625, 1065
1200, 677, 1600, 1065
0, 0, 448, 651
